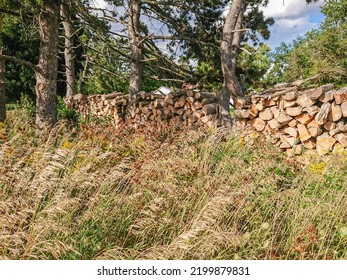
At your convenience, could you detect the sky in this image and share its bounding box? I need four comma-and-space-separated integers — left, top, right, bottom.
91, 0, 325, 50
261, 0, 324, 49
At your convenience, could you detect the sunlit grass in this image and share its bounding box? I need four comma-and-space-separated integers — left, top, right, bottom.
0, 105, 346, 260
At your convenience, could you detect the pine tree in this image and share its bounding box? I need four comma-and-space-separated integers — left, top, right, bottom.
0, 0, 60, 130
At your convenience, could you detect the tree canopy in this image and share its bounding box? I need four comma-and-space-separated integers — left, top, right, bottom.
266, 0, 347, 87
0, 0, 339, 128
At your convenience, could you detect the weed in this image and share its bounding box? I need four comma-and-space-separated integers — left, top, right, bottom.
0, 111, 346, 260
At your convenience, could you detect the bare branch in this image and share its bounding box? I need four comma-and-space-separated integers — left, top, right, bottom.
148, 76, 187, 83
151, 35, 219, 49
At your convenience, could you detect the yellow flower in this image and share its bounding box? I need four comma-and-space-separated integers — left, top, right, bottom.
308, 162, 326, 174
61, 140, 74, 150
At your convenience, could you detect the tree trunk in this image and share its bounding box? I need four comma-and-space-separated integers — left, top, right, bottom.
219, 0, 245, 127
128, 0, 143, 98
231, 10, 243, 74
61, 3, 76, 99
35, 1, 60, 130
0, 15, 6, 122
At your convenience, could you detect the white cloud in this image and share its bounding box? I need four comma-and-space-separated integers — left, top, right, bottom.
268, 16, 319, 47
262, 0, 322, 18
91, 0, 107, 9
91, 0, 324, 50
261, 0, 324, 48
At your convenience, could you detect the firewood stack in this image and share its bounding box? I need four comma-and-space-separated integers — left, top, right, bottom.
66, 92, 128, 129
65, 90, 219, 132
125, 90, 218, 132
235, 84, 347, 156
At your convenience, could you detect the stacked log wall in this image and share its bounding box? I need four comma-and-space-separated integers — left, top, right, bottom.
234, 85, 347, 156
66, 90, 218, 132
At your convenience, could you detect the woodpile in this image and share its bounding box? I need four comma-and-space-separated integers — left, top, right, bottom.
125, 90, 218, 132
235, 83, 347, 156
65, 89, 219, 132
65, 92, 128, 128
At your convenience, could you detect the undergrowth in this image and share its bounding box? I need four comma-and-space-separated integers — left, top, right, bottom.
0, 106, 346, 260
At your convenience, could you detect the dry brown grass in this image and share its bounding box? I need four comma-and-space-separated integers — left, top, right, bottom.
0, 107, 347, 260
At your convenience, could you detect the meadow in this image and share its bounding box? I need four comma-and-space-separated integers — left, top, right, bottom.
1, 103, 346, 260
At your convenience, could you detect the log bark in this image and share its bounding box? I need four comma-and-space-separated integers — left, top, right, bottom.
203, 103, 218, 115
35, 1, 60, 130
315, 102, 331, 125
102, 92, 127, 100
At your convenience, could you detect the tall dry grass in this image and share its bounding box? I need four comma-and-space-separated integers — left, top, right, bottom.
0, 106, 346, 260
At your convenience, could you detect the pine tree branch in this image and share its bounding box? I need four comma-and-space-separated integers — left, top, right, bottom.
0, 8, 20, 17
0, 54, 41, 73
